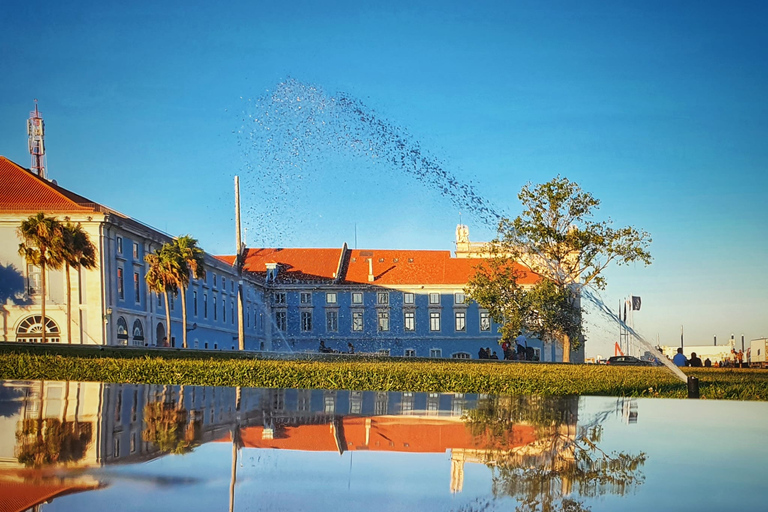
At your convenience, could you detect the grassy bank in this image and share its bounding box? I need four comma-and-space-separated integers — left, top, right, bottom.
1, 344, 767, 400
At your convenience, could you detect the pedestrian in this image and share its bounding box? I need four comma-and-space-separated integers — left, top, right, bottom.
347, 342, 355, 354
490, 351, 499, 360
704, 357, 712, 367
689, 352, 703, 367
672, 347, 687, 367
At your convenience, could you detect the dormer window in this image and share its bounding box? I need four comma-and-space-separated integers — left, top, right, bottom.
265, 262, 279, 282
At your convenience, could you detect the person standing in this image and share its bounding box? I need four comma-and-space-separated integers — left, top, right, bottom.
689, 352, 703, 367
672, 347, 687, 367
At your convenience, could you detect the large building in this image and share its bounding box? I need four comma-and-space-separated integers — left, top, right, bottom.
0, 155, 576, 361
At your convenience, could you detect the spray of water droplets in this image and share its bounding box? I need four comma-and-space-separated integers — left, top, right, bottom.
236, 78, 504, 246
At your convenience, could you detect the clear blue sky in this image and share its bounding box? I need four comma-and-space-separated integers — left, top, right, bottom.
2, 0, 767, 356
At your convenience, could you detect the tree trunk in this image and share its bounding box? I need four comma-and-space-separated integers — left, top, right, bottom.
41, 261, 47, 344
181, 284, 188, 349
66, 263, 72, 344
164, 292, 171, 347
562, 333, 571, 363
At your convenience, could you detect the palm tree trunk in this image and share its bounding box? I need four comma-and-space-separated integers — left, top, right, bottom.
41, 260, 47, 344
562, 333, 571, 363
66, 263, 72, 344
164, 292, 171, 347
180, 284, 188, 349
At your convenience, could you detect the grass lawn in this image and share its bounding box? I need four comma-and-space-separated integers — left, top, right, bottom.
1, 343, 766, 400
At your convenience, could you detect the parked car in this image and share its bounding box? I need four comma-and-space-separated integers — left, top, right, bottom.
606, 355, 654, 366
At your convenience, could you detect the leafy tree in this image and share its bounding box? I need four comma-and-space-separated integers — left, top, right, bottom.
17, 213, 66, 343
145, 246, 178, 346
171, 235, 206, 349
142, 400, 201, 455
61, 222, 98, 344
468, 177, 652, 362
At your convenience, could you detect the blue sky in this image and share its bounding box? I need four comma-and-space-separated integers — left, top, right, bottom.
2, 0, 767, 356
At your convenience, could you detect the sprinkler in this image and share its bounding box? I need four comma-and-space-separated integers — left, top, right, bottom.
687, 376, 699, 399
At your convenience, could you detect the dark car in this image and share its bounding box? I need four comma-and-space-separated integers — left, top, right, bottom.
606, 355, 653, 366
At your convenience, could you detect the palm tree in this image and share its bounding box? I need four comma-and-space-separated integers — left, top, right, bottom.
145, 247, 178, 347
17, 213, 65, 343
61, 222, 97, 344
171, 235, 205, 349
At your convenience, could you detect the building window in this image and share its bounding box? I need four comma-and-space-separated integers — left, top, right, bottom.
26, 264, 41, 296
429, 292, 440, 304
231, 280, 234, 293
429, 311, 441, 331
378, 310, 390, 331
326, 292, 337, 304
222, 277, 226, 292
191, 290, 197, 315
133, 242, 139, 260
133, 272, 140, 303
301, 311, 313, 332
300, 292, 312, 305
231, 301, 234, 324
403, 292, 414, 305
116, 236, 123, 254
480, 311, 491, 331
377, 292, 388, 305
452, 352, 471, 359
454, 292, 465, 304
275, 311, 286, 331
455, 311, 466, 332
213, 274, 217, 287
377, 349, 391, 356
404, 349, 416, 357
203, 293, 208, 318
352, 292, 363, 305
213, 296, 218, 320
352, 311, 363, 331
117, 268, 124, 300
274, 292, 286, 304
130, 431, 137, 453
223, 300, 226, 322
326, 310, 338, 332
430, 348, 442, 358
404, 311, 415, 331
113, 436, 120, 458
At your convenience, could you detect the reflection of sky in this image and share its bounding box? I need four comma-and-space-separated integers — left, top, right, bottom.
25, 396, 768, 512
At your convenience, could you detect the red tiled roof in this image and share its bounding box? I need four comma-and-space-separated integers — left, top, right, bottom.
0, 156, 101, 213
0, 476, 100, 512
222, 416, 537, 453
240, 248, 343, 283
228, 246, 538, 286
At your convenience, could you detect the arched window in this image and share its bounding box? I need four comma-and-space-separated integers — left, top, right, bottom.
116, 317, 129, 344
156, 322, 166, 347
16, 315, 60, 343
132, 319, 144, 345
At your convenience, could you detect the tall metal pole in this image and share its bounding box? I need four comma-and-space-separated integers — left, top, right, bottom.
235, 176, 245, 351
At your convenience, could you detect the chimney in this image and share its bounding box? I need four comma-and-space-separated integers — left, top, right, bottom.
367, 258, 374, 282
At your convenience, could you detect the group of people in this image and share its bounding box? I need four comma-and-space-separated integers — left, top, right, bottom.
478, 341, 539, 361
318, 340, 355, 354
672, 347, 747, 368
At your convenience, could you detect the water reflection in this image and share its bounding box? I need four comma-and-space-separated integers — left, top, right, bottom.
0, 380, 766, 511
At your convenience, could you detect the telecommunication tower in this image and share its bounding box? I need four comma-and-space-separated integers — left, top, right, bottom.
27, 99, 46, 179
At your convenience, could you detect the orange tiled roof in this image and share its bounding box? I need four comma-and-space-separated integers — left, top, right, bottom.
240, 248, 343, 283
0, 477, 100, 512
0, 156, 101, 213
224, 416, 537, 453
232, 246, 538, 286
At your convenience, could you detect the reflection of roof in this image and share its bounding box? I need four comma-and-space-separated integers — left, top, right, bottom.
0, 474, 101, 512
219, 247, 538, 286
222, 416, 537, 453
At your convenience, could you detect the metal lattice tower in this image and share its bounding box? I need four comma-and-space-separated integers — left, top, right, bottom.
27, 99, 46, 179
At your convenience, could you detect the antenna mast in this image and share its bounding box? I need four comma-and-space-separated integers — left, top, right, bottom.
27, 99, 46, 179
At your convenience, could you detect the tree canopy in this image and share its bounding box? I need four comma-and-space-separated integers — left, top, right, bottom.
466, 177, 652, 362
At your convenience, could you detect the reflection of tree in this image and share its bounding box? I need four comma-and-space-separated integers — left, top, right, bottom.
15, 419, 93, 467
142, 401, 201, 455
463, 396, 646, 512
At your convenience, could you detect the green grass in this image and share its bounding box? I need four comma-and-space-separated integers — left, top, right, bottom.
1, 344, 767, 400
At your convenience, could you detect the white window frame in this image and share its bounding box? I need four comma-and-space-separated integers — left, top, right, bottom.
377, 292, 389, 305
275, 310, 286, 331
326, 292, 337, 304
429, 292, 440, 304
274, 292, 286, 304
326, 310, 338, 332
352, 311, 364, 331
454, 292, 465, 304
404, 348, 416, 357
300, 292, 312, 305
455, 311, 466, 332
430, 348, 442, 358
352, 292, 363, 305
378, 310, 390, 332
429, 311, 441, 332
480, 311, 491, 331
403, 292, 415, 305
404, 311, 415, 332
300, 310, 313, 332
